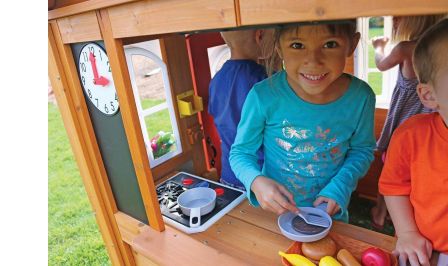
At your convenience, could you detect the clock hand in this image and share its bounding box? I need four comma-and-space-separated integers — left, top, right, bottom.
94, 76, 110, 86
89, 52, 100, 80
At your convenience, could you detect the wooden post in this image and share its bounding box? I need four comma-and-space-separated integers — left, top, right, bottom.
48, 22, 136, 266
97, 9, 165, 232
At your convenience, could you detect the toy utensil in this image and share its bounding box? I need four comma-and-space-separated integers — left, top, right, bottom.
296, 203, 330, 228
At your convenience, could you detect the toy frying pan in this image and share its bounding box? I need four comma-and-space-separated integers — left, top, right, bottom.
278, 203, 332, 242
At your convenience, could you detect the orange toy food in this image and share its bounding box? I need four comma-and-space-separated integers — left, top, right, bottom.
301, 236, 337, 261
337, 249, 361, 266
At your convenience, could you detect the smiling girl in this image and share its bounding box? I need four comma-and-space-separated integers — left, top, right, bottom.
229, 20, 376, 222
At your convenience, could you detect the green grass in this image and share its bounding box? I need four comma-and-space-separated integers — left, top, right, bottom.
48, 103, 110, 266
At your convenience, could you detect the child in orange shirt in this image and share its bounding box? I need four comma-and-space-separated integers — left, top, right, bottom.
379, 18, 448, 265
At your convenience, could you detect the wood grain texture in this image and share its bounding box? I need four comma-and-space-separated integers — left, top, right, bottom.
49, 21, 135, 266
57, 11, 102, 44
48, 0, 139, 20
159, 35, 208, 176
97, 10, 165, 232
107, 0, 237, 38
239, 0, 448, 26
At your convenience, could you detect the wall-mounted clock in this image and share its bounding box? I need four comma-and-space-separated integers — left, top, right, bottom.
78, 42, 119, 116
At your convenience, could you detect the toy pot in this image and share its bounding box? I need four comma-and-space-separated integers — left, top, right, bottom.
177, 187, 216, 228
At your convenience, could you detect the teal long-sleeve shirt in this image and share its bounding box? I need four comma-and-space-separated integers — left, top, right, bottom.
229, 71, 376, 222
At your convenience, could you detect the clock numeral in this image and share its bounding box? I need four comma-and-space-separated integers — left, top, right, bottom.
81, 63, 86, 73
87, 89, 92, 98
115, 93, 118, 101
82, 76, 86, 86
107, 61, 111, 72
99, 50, 102, 61
89, 46, 95, 55
104, 104, 109, 113
110, 102, 115, 111
95, 98, 99, 107
83, 52, 88, 62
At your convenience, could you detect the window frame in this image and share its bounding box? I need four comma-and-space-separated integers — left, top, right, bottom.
124, 46, 183, 168
355, 16, 398, 109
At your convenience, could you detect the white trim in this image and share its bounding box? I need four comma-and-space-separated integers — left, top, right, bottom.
355, 16, 397, 109
124, 46, 183, 168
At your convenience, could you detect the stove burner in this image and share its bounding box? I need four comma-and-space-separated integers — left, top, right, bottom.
156, 181, 185, 213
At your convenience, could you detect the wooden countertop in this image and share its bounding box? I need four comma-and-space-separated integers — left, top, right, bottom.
131, 200, 403, 265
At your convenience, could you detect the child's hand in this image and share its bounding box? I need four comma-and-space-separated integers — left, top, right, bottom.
393, 230, 432, 266
251, 176, 299, 215
313, 197, 340, 216
372, 36, 389, 49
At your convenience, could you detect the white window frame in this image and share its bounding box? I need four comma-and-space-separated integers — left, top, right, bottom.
355, 16, 398, 109
124, 46, 182, 168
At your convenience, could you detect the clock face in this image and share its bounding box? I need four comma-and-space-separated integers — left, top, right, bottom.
78, 42, 119, 115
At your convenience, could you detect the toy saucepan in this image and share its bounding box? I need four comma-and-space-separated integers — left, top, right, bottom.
177, 187, 216, 228
278, 203, 332, 242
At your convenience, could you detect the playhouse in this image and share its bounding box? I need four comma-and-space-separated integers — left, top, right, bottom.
48, 1, 448, 265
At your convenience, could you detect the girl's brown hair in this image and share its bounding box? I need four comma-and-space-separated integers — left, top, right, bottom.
392, 14, 446, 42
265, 20, 358, 77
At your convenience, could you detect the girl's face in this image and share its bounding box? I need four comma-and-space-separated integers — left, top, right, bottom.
277, 25, 358, 103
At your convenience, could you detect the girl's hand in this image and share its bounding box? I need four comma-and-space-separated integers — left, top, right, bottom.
372, 36, 389, 49
313, 197, 340, 216
393, 231, 432, 266
251, 176, 299, 215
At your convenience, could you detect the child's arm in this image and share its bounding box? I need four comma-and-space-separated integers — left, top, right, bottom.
230, 88, 298, 214
385, 195, 432, 266
372, 37, 405, 71
318, 87, 376, 220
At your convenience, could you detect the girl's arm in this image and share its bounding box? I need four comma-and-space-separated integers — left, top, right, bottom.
318, 87, 376, 220
372, 37, 405, 71
229, 87, 298, 214
229, 88, 267, 204
384, 195, 432, 266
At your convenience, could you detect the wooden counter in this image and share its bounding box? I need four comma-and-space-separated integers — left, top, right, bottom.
128, 200, 402, 265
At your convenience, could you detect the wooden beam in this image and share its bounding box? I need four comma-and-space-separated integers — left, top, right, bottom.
48, 0, 139, 20
49, 21, 136, 266
97, 9, 165, 232
159, 35, 208, 176
106, 0, 237, 38
239, 0, 448, 26
57, 11, 102, 44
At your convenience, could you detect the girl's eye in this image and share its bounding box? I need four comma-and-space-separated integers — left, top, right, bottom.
324, 41, 339, 48
290, 42, 304, 49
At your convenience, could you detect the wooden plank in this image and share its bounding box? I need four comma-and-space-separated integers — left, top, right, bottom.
229, 201, 396, 251
133, 250, 159, 266
191, 215, 291, 265
48, 0, 139, 20
107, 0, 237, 38
57, 11, 102, 44
97, 9, 165, 232
158, 35, 208, 176
115, 211, 150, 244
49, 21, 135, 266
133, 226, 247, 266
239, 0, 448, 26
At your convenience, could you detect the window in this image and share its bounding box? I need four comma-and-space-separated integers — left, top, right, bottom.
355, 16, 398, 109
125, 41, 182, 167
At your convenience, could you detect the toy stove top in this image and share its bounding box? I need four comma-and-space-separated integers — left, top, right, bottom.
156, 172, 246, 234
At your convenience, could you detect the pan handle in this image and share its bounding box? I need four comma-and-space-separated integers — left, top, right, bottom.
189, 207, 201, 228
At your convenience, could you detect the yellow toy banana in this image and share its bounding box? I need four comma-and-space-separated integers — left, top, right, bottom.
278, 251, 316, 266
319, 256, 342, 266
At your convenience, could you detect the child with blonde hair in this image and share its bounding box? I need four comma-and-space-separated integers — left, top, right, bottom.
209, 29, 274, 189
230, 20, 375, 222
370, 14, 445, 230
379, 18, 448, 265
